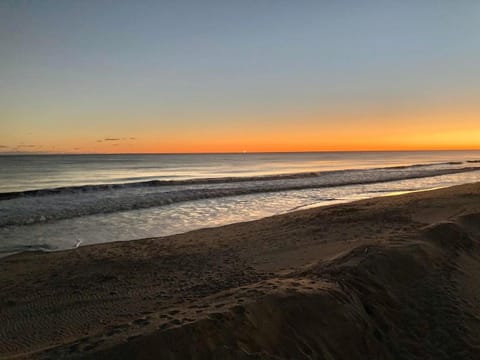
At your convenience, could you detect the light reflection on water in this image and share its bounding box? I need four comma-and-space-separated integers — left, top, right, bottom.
1, 150, 479, 193
1, 169, 478, 254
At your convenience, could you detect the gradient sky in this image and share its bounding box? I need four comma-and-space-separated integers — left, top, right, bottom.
1, 0, 479, 153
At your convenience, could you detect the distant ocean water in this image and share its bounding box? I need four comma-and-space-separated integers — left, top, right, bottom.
1, 151, 479, 256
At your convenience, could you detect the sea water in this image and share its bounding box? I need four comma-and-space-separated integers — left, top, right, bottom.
1, 151, 479, 255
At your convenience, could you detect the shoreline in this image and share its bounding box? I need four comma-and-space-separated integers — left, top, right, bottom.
0, 184, 447, 260
1, 182, 480, 359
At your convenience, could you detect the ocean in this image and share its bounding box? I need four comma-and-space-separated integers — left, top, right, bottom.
1, 151, 479, 256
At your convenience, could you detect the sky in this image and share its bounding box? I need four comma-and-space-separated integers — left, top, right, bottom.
1, 0, 480, 153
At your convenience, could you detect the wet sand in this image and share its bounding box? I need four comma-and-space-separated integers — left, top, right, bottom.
1, 182, 480, 359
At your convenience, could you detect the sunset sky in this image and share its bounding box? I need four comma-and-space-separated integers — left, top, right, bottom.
1, 1, 479, 153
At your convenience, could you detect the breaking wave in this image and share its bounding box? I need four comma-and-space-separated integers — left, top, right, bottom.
1, 162, 479, 227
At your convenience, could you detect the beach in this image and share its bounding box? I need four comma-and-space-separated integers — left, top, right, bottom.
1, 182, 480, 359
4, 1, 480, 358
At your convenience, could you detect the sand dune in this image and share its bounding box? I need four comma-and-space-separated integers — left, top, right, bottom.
1, 183, 480, 359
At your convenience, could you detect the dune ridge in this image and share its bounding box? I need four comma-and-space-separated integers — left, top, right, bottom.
1, 183, 480, 359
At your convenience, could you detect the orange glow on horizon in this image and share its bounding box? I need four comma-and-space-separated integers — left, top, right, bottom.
2, 105, 479, 154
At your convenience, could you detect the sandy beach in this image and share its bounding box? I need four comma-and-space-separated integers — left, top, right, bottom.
1, 182, 480, 359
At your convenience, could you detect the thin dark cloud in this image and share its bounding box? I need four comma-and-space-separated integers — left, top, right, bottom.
97, 137, 136, 143
0, 145, 8, 148
98, 137, 136, 142
17, 145, 38, 148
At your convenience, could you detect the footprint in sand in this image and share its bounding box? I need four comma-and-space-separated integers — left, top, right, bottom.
132, 318, 150, 326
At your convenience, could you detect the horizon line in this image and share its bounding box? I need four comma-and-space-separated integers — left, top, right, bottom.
1, 148, 480, 156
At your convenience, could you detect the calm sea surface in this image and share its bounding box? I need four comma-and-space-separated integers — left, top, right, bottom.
1, 151, 479, 255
